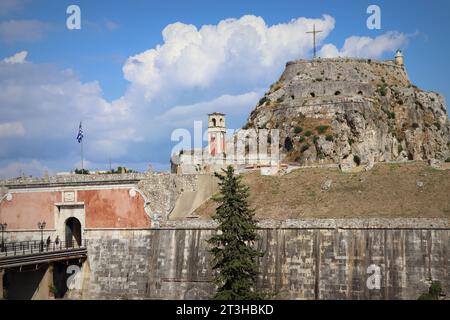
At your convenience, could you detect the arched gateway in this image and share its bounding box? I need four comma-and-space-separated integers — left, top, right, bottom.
65, 217, 82, 247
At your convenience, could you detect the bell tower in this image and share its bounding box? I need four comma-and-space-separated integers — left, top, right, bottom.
208, 112, 226, 157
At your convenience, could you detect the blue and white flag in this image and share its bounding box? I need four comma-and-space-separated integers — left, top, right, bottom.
76, 122, 83, 143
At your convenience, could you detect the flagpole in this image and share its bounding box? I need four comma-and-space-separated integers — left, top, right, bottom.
81, 138, 84, 173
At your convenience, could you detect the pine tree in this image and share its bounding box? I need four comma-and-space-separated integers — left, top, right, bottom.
208, 165, 264, 300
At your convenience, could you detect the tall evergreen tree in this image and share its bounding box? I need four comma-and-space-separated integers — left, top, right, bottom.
208, 165, 264, 300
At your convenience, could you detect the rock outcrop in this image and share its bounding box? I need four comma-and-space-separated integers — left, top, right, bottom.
245, 58, 450, 167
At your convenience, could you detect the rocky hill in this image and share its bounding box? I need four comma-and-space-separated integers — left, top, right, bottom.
245, 57, 450, 168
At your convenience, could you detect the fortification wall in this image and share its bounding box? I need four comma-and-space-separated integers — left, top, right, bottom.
281, 58, 410, 86
69, 219, 449, 300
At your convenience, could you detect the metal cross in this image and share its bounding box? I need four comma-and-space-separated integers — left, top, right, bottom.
306, 24, 322, 59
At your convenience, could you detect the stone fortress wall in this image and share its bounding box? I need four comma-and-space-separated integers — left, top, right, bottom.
68, 218, 449, 300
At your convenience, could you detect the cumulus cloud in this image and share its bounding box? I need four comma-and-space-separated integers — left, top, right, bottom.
0, 53, 139, 172
2, 50, 27, 64
0, 20, 48, 43
121, 15, 335, 105
319, 31, 408, 58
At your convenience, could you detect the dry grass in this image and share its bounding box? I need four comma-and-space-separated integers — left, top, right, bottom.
194, 161, 450, 219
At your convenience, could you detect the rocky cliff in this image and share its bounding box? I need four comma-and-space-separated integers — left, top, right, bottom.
245, 58, 450, 167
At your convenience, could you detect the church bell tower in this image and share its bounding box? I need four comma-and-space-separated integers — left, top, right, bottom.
208, 112, 226, 157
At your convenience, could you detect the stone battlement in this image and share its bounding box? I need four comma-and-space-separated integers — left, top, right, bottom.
281, 57, 410, 87
0, 172, 179, 189
286, 57, 404, 70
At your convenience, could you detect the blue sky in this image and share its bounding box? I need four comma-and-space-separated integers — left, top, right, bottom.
0, 0, 449, 177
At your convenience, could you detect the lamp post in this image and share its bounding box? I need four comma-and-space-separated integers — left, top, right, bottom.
37, 221, 46, 252
0, 222, 7, 252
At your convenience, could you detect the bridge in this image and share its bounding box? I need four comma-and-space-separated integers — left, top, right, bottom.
0, 240, 87, 270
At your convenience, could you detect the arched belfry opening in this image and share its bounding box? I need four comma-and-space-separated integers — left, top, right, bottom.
65, 217, 82, 247
212, 118, 217, 127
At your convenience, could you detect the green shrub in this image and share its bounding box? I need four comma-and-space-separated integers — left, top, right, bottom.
398, 144, 403, 154
258, 96, 269, 106
348, 138, 354, 146
313, 136, 319, 144
75, 168, 89, 174
294, 126, 303, 134
353, 155, 361, 166
301, 144, 310, 152
316, 125, 329, 134
284, 137, 293, 151
376, 82, 388, 96
298, 136, 305, 143
434, 122, 441, 130
304, 130, 312, 137
445, 157, 450, 163
325, 134, 334, 142
418, 281, 442, 300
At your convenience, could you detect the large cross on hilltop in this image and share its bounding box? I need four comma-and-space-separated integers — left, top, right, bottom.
306, 24, 322, 59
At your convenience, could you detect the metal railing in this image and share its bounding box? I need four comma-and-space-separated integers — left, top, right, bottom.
0, 239, 87, 257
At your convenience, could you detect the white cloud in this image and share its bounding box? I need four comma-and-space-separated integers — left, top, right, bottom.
2, 50, 27, 64
157, 91, 262, 127
319, 31, 408, 58
0, 121, 25, 138
121, 15, 335, 105
0, 52, 136, 167
0, 20, 48, 43
0, 159, 50, 179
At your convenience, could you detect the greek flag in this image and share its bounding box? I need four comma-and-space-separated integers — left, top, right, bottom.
76, 122, 83, 143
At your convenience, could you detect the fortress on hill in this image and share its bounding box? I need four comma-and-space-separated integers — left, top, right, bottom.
0, 52, 449, 300
172, 50, 450, 174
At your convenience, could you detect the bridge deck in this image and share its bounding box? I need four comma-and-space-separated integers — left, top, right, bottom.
0, 240, 88, 269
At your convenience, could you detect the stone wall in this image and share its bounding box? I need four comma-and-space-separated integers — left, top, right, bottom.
281, 58, 410, 86
72, 219, 449, 300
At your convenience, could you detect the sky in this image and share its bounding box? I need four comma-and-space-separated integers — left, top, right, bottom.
0, 0, 449, 178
